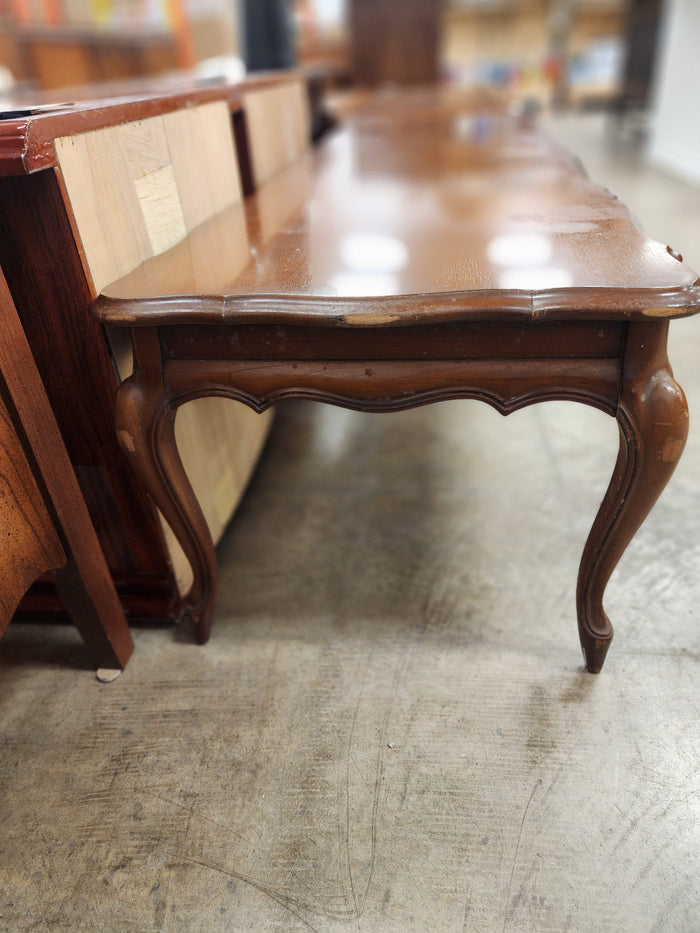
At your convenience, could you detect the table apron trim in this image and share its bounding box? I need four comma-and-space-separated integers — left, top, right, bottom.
162, 357, 621, 416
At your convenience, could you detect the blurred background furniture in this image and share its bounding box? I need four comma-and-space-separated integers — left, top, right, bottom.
0, 265, 133, 671
349, 0, 443, 86
242, 0, 294, 72
0, 1, 650, 113
618, 0, 662, 110
12, 25, 178, 90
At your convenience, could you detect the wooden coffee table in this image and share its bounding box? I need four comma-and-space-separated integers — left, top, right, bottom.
92, 91, 700, 671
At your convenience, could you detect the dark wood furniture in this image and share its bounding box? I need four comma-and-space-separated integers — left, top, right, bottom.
619, 0, 663, 110
92, 89, 700, 672
349, 0, 443, 86
0, 74, 308, 628
0, 266, 133, 672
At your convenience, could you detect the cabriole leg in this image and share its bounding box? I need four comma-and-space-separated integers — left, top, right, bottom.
116, 330, 217, 643
577, 320, 688, 672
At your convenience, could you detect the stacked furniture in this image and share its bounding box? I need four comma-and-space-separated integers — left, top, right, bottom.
0, 72, 309, 628
1, 75, 698, 672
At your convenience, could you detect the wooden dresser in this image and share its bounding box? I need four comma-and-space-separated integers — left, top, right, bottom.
0, 73, 308, 625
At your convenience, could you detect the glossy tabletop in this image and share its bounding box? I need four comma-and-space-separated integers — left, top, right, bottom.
97, 95, 700, 327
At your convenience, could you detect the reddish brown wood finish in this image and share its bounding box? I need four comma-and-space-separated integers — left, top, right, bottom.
0, 70, 313, 176
0, 75, 307, 625
92, 93, 699, 671
0, 169, 179, 622
105, 312, 688, 671
577, 320, 689, 671
0, 391, 65, 630
0, 268, 133, 669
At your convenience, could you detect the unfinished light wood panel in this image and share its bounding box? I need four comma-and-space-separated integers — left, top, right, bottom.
55, 123, 153, 298
55, 101, 271, 594
242, 79, 310, 187
163, 104, 243, 231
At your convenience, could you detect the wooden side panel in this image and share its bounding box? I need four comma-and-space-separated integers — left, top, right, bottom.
0, 171, 170, 591
55, 102, 271, 594
243, 79, 310, 187
0, 267, 133, 667
54, 124, 151, 296
54, 100, 243, 295
121, 116, 187, 257
169, 398, 271, 593
0, 391, 65, 632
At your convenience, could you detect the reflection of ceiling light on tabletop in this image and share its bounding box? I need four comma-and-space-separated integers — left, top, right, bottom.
330, 272, 399, 297
487, 233, 552, 266
487, 233, 572, 290
498, 268, 572, 290
340, 233, 408, 273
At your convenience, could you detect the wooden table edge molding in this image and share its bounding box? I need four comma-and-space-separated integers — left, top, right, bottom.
91, 91, 700, 673
94, 282, 700, 326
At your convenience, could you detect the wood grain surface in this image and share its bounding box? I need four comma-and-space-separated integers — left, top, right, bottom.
98, 113, 700, 322
242, 79, 310, 187
0, 169, 170, 586
0, 267, 133, 667
0, 392, 65, 631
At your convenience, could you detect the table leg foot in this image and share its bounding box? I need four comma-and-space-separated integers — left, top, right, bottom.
190, 603, 214, 644
577, 321, 688, 672
579, 626, 612, 674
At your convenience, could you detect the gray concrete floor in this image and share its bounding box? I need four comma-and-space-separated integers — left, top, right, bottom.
1, 113, 699, 932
